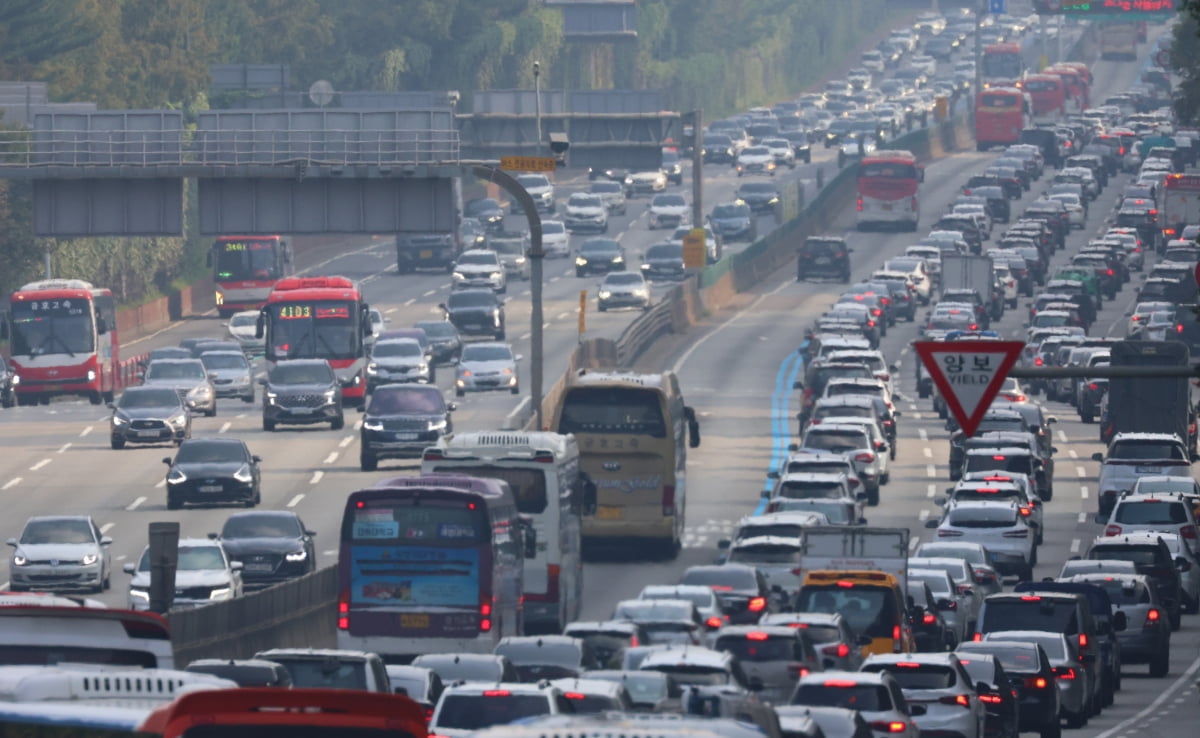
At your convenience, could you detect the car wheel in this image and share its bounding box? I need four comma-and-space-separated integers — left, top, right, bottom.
110, 437, 126, 450
262, 418, 276, 432
360, 449, 378, 472
1184, 590, 1200, 615
1149, 649, 1169, 677
166, 493, 182, 511
1019, 564, 1034, 582
494, 331, 505, 340
880, 471, 890, 486
511, 385, 520, 395
456, 388, 465, 398
103, 572, 111, 591
331, 413, 345, 431
598, 304, 607, 312
867, 485, 880, 507
207, 404, 217, 418
1168, 601, 1182, 630
1039, 723, 1062, 738
242, 393, 254, 404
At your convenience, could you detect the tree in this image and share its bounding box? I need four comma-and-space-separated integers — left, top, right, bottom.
0, 0, 99, 76
1174, 2, 1200, 124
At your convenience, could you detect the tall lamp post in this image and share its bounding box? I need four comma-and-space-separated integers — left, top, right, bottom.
534, 61, 542, 156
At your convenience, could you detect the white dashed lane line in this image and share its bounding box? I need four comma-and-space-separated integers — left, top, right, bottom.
2, 478, 21, 491
287, 494, 304, 508
80, 426, 92, 437
57, 443, 71, 454
919, 509, 930, 522
1078, 512, 1087, 524
1080, 486, 1089, 499
1070, 539, 1081, 553
339, 436, 355, 448
126, 496, 146, 511
918, 429, 928, 441
100, 523, 114, 534
29, 459, 51, 471
310, 471, 324, 485
219, 422, 231, 433
927, 484, 936, 498
922, 448, 932, 458
323, 452, 339, 464
1076, 466, 1087, 478
926, 465, 936, 477
1058, 430, 1069, 443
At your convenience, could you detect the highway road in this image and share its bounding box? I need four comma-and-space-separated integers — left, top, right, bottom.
2, 21, 1196, 737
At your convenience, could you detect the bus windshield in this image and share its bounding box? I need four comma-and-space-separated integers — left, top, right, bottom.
214, 239, 281, 281
982, 52, 1021, 80
557, 387, 666, 437
268, 301, 359, 360
9, 299, 95, 356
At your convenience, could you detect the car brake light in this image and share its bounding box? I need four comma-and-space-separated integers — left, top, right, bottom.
706, 616, 724, 629
1019, 506, 1031, 517
748, 596, 767, 612
483, 689, 511, 697
939, 694, 972, 707
822, 642, 851, 659
972, 633, 982, 642
1105, 524, 1122, 536
1146, 608, 1161, 625
337, 590, 350, 630
979, 693, 1002, 704
662, 484, 675, 516
1054, 667, 1076, 680
870, 722, 909, 734
746, 631, 770, 641
1182, 526, 1198, 540
857, 197, 864, 212
969, 323, 978, 330
1178, 324, 1186, 334
1035, 357, 1043, 366
893, 625, 901, 644
855, 452, 875, 463
564, 692, 586, 700
1025, 676, 1049, 689
1149, 209, 1157, 215
922, 612, 936, 624
824, 679, 860, 688
992, 455, 1006, 461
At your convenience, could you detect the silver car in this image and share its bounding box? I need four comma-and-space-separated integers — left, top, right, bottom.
368, 338, 433, 389
455, 342, 519, 397
199, 350, 254, 403
124, 538, 243, 611
598, 272, 651, 312
142, 358, 217, 417
224, 310, 265, 356
590, 180, 627, 215
7, 516, 112, 594
798, 423, 884, 505
489, 236, 531, 281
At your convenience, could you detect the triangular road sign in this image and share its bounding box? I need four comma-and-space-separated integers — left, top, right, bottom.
913, 340, 1025, 437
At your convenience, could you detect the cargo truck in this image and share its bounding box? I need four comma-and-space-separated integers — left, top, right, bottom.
940, 253, 995, 299
1100, 340, 1194, 455
1160, 173, 1200, 242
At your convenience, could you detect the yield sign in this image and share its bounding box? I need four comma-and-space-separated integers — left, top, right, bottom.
913, 340, 1025, 437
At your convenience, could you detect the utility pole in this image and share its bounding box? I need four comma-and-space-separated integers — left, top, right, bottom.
974, 0, 984, 99
687, 110, 704, 254
534, 61, 543, 156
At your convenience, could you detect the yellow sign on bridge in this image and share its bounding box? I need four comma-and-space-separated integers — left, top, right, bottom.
499, 156, 557, 173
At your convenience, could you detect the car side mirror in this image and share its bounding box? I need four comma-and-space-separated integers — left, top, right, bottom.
718, 539, 731, 550
935, 496, 948, 506
858, 517, 868, 525
207, 532, 220, 540
106, 403, 115, 410
514, 354, 524, 362
448, 402, 458, 412
975, 681, 992, 695
162, 457, 172, 466
793, 380, 804, 389
123, 563, 135, 574
5, 538, 16, 547
1091, 452, 1104, 462
100, 536, 112, 546
1112, 611, 1127, 631
356, 404, 365, 413
231, 561, 244, 572
1050, 447, 1059, 454
257, 377, 267, 386
521, 517, 538, 559
251, 455, 262, 463
924, 519, 939, 529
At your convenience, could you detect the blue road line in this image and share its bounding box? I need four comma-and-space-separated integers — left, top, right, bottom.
754, 346, 806, 515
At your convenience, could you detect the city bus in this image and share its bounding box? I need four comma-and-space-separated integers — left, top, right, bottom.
1020, 74, 1066, 123
0, 594, 174, 668
981, 42, 1024, 88
552, 370, 701, 560
208, 235, 293, 317
257, 276, 371, 406
1044, 65, 1089, 113
854, 150, 922, 232
2, 279, 118, 406
422, 431, 587, 634
336, 475, 532, 661
975, 88, 1032, 151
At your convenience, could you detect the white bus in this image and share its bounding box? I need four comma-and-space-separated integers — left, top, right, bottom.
0, 594, 175, 669
422, 431, 586, 633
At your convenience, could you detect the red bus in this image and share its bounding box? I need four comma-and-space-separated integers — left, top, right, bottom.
975, 88, 1032, 151
855, 150, 922, 232
981, 43, 1024, 88
1020, 74, 1066, 123
209, 235, 293, 317
3, 279, 118, 406
259, 276, 371, 406
1044, 65, 1088, 113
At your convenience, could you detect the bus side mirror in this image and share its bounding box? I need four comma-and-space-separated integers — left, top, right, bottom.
96, 317, 108, 336
684, 406, 701, 448
582, 479, 597, 516
255, 313, 265, 339
520, 516, 537, 559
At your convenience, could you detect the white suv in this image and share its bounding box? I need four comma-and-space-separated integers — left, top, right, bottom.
1105, 491, 1200, 551
928, 499, 1035, 580
429, 681, 569, 737
860, 653, 985, 738
451, 249, 507, 293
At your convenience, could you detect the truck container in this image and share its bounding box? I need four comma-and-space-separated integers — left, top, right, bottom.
940, 253, 995, 298
794, 526, 910, 589
1101, 340, 1192, 451
1160, 174, 1200, 241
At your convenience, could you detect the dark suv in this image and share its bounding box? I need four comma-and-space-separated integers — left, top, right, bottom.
260, 359, 344, 432
440, 289, 505, 340
396, 232, 458, 274
359, 384, 454, 471
1085, 534, 1184, 630
797, 237, 852, 282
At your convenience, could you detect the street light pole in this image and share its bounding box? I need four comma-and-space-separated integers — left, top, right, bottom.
534, 61, 542, 156
974, 0, 984, 101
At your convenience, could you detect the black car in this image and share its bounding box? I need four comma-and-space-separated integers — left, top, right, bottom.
932, 215, 983, 253
575, 238, 628, 277
109, 386, 191, 450
1085, 535, 1184, 630
0, 355, 13, 409
397, 232, 458, 274
779, 130, 813, 163
359, 384, 455, 471
163, 437, 261, 510
185, 659, 293, 687
736, 181, 780, 214
661, 150, 684, 185
216, 510, 317, 590
955, 653, 1021, 738
464, 197, 505, 232
702, 134, 736, 164
640, 243, 686, 282
907, 580, 952, 651
679, 564, 774, 624
956, 641, 1059, 738
440, 289, 505, 340
260, 359, 345, 432
138, 346, 191, 372
797, 237, 852, 282
709, 202, 757, 242
414, 320, 462, 365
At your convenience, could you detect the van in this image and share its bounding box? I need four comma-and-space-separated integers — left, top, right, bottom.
794, 570, 913, 657
253, 648, 390, 693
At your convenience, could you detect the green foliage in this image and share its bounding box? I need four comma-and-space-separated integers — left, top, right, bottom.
1173, 4, 1200, 124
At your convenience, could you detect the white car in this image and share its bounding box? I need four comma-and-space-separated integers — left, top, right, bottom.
513, 173, 555, 213
597, 272, 651, 312
562, 193, 609, 234
994, 264, 1018, 308
637, 585, 725, 634
860, 653, 985, 738
761, 138, 796, 169
624, 169, 668, 198
1126, 301, 1174, 336
451, 249, 507, 293
791, 671, 921, 738
848, 67, 874, 89
929, 499, 1035, 580
883, 256, 933, 303
736, 146, 777, 177
1047, 192, 1086, 228
861, 50, 886, 74
589, 180, 627, 215
540, 219, 570, 258
224, 310, 265, 355
909, 54, 938, 76
429, 681, 568, 737
799, 422, 886, 505
647, 193, 689, 230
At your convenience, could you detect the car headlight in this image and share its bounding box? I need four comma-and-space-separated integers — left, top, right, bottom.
417, 362, 428, 373
624, 176, 634, 185
285, 550, 308, 562
233, 464, 254, 483
769, 197, 779, 204
598, 290, 612, 299
187, 385, 211, 400
452, 272, 465, 281
363, 420, 384, 431
323, 389, 337, 402
167, 467, 187, 485
10, 374, 18, 386
490, 272, 503, 280
112, 414, 129, 426
515, 256, 526, 265
12, 553, 27, 566
635, 288, 650, 297
612, 255, 624, 262
168, 412, 187, 427
493, 310, 502, 328
82, 553, 98, 566
576, 256, 588, 266
87, 370, 96, 382
428, 419, 447, 432
265, 391, 277, 403
367, 362, 378, 375
128, 587, 149, 602
209, 587, 233, 601
502, 367, 514, 375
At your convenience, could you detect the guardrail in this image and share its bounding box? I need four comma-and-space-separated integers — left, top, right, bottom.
614, 285, 680, 367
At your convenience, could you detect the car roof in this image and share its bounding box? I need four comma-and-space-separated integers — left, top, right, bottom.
442, 681, 555, 696
798, 669, 889, 686
863, 652, 958, 667
638, 646, 731, 670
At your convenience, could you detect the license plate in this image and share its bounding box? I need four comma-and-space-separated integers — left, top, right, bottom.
1135, 466, 1162, 473
882, 203, 893, 211
419, 250, 433, 259
596, 506, 623, 520
815, 257, 830, 264
137, 430, 160, 438
393, 432, 418, 441
199, 485, 223, 493
401, 613, 430, 628
463, 324, 482, 330
289, 407, 314, 414
244, 562, 273, 573
45, 385, 64, 392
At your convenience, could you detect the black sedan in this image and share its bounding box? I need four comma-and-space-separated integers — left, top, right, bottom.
414, 320, 463, 366
216, 511, 316, 590
359, 384, 455, 471
441, 289, 506, 340
164, 438, 261, 509
109, 386, 191, 449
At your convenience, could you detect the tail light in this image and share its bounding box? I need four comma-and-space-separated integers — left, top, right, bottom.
1054, 667, 1076, 680
870, 721, 910, 733
483, 689, 511, 697
1149, 209, 1157, 215
425, 706, 434, 724
1105, 524, 1122, 536
893, 624, 902, 645
1088, 382, 1098, 391
1182, 526, 1197, 541
706, 616, 724, 629
856, 197, 863, 211
875, 441, 886, 451
867, 320, 877, 327
1178, 324, 1186, 334
922, 612, 937, 624
809, 418, 821, 426
1019, 505, 1032, 517
1035, 356, 1044, 366
337, 590, 350, 630
1077, 633, 1088, 658
1165, 228, 1176, 235
854, 452, 876, 463
979, 693, 1003, 704
823, 643, 852, 659
748, 596, 767, 612
969, 323, 979, 330
1107, 268, 1114, 276
872, 308, 883, 316
1145, 608, 1161, 626
787, 663, 811, 678
662, 484, 675, 516
563, 692, 586, 700
939, 694, 972, 708
1025, 676, 1049, 688
480, 602, 493, 632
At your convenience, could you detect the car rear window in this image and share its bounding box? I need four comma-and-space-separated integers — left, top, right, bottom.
964, 454, 1032, 475
792, 684, 890, 711
1114, 501, 1189, 525
796, 586, 897, 639
715, 634, 796, 662
980, 600, 1078, 635
1090, 580, 1151, 605
803, 431, 869, 452
1089, 545, 1161, 566
729, 542, 802, 565
864, 663, 955, 689
947, 506, 1018, 527
778, 481, 845, 499
436, 694, 551, 730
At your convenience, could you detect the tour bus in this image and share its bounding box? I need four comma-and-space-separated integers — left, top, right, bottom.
208, 235, 293, 317
854, 150, 923, 232
552, 369, 701, 559
981, 42, 1024, 88
421, 431, 587, 634
336, 475, 533, 661
0, 593, 174, 668
2, 279, 118, 406
1043, 65, 1089, 113
257, 276, 372, 406
1020, 74, 1067, 123
975, 88, 1033, 151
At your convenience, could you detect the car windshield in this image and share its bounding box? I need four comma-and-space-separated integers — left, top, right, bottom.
146, 362, 205, 380
863, 664, 955, 689
462, 345, 512, 362
1089, 545, 1161, 566
591, 182, 620, 194
772, 499, 852, 523
604, 274, 645, 287
715, 635, 794, 662
465, 199, 500, 216
138, 545, 225, 572
222, 514, 300, 539
118, 389, 181, 409
982, 600, 1078, 635
199, 353, 247, 370
175, 441, 246, 464
516, 175, 549, 188
713, 204, 751, 218
230, 313, 257, 328
739, 183, 777, 195
792, 684, 889, 711
1115, 502, 1189, 525
795, 586, 896, 637
415, 321, 456, 339
1089, 579, 1151, 605
1110, 440, 1187, 460
963, 645, 1041, 674
680, 568, 755, 591
368, 388, 445, 414
458, 252, 498, 266
570, 194, 603, 207
491, 240, 524, 256
588, 672, 667, 704
652, 195, 686, 207
581, 240, 620, 256
20, 519, 93, 545
642, 589, 713, 609
373, 341, 422, 359
412, 657, 502, 683
269, 363, 333, 385
542, 222, 565, 235
646, 244, 683, 260
729, 543, 802, 565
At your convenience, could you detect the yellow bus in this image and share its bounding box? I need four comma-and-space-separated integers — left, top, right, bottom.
552, 369, 700, 559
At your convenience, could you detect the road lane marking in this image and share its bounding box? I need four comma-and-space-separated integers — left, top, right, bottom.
926, 465, 936, 477
219, 421, 231, 433
556, 311, 570, 320
918, 509, 930, 522
100, 523, 114, 534
922, 447, 932, 458
1, 478, 20, 490
403, 298, 416, 306
520, 332, 532, 340
155, 479, 166, 488
384, 307, 398, 314
310, 471, 324, 485
1093, 645, 1200, 738
927, 484, 936, 498
339, 436, 355, 448
911, 412, 922, 419
57, 443, 71, 454
1057, 430, 1068, 442
549, 276, 560, 283
1070, 539, 1080, 554
324, 452, 338, 464
323, 549, 337, 557
918, 429, 928, 441
422, 289, 436, 297
126, 496, 146, 511
1076, 466, 1086, 478
29, 459, 51, 472
80, 426, 92, 437
287, 494, 304, 508
354, 419, 363, 431
1078, 512, 1087, 524
908, 537, 920, 552
1080, 485, 1089, 499
1068, 449, 1078, 459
